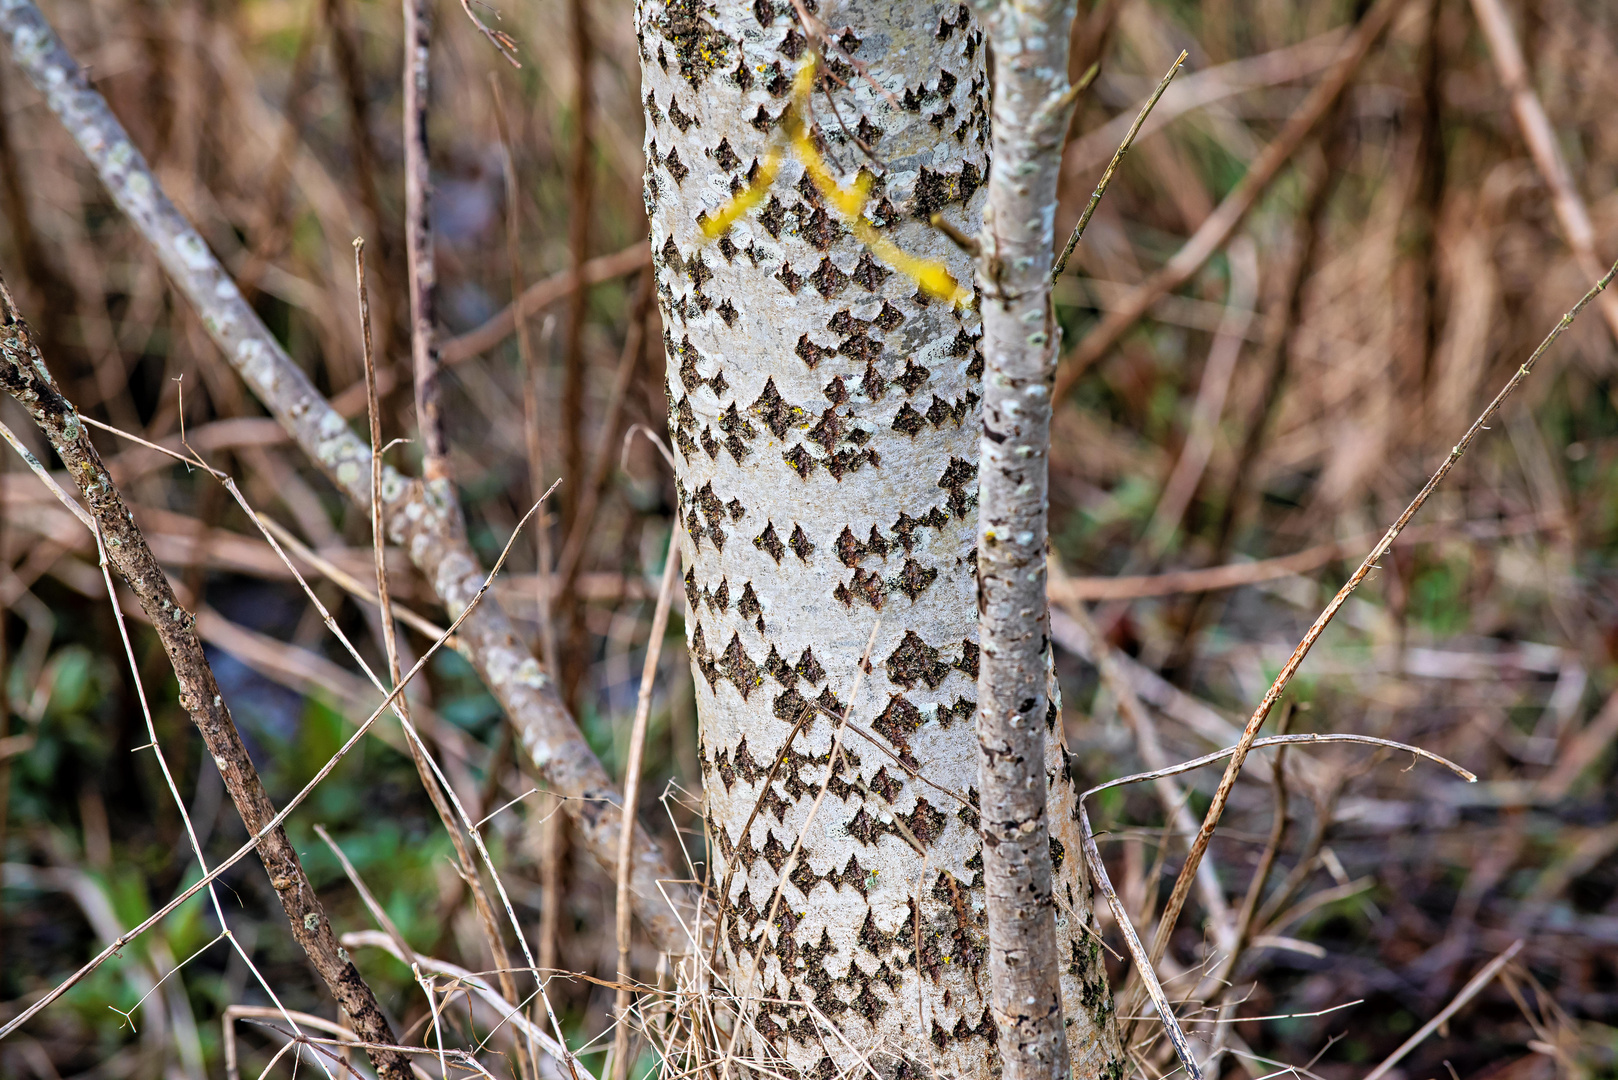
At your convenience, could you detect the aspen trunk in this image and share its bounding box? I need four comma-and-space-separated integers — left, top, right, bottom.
637, 2, 1123, 1075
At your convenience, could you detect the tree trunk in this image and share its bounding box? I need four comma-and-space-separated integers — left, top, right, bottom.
636, 2, 1123, 1077
974, 1, 1083, 1076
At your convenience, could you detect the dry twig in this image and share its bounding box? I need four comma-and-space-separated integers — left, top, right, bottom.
0, 0, 697, 955
0, 275, 413, 1080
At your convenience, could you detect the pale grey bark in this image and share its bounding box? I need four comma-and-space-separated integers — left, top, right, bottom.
0, 0, 695, 956
636, 1, 1121, 1076
973, 2, 1084, 1076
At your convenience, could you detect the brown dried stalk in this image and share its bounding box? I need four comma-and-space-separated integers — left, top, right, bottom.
612, 532, 683, 1080
0, 275, 413, 1080
356, 240, 537, 1080
1052, 0, 1403, 401
1143, 257, 1618, 975
1468, 0, 1618, 345
0, 0, 696, 956
438, 242, 649, 364
1052, 50, 1186, 282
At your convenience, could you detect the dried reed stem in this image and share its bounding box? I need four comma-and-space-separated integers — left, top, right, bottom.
1362, 940, 1524, 1080
357, 240, 537, 1080
1468, 0, 1618, 345
1144, 257, 1618, 974
613, 533, 683, 1080
1053, 0, 1402, 401
438, 242, 649, 364
1052, 50, 1185, 282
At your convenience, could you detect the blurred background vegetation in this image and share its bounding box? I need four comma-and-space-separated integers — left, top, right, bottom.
1, 0, 1617, 1076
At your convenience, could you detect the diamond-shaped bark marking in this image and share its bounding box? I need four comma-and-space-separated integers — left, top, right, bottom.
851, 251, 890, 291
836, 526, 866, 568
783, 444, 815, 478
938, 456, 977, 518
804, 206, 841, 250
708, 368, 728, 397
762, 830, 790, 871
719, 633, 762, 699
886, 630, 949, 689
645, 89, 665, 125
765, 645, 794, 686
838, 333, 883, 365
827, 310, 865, 335
717, 298, 738, 325
870, 766, 903, 802
808, 408, 845, 453
795, 647, 826, 684
779, 23, 807, 58
714, 137, 741, 172
726, 497, 746, 521
750, 104, 781, 132
683, 566, 699, 609
732, 736, 763, 783
872, 695, 921, 748
860, 363, 886, 400
864, 527, 890, 558
776, 262, 803, 294
664, 146, 689, 183
895, 360, 930, 394
760, 195, 788, 239
824, 447, 879, 480
675, 425, 698, 461
699, 427, 719, 459
749, 377, 801, 439
854, 113, 883, 147
718, 403, 756, 443
892, 403, 925, 436
906, 799, 947, 844
660, 236, 683, 273
846, 426, 872, 446
738, 581, 762, 620
789, 524, 814, 562
847, 567, 885, 609
846, 807, 879, 846
944, 696, 976, 727
954, 639, 979, 679
823, 376, 848, 405
710, 578, 729, 611
874, 300, 905, 331
896, 558, 938, 599
667, 97, 694, 132
839, 853, 868, 896
677, 336, 702, 392
796, 334, 833, 369
808, 257, 849, 297
685, 507, 703, 549
773, 686, 808, 721
696, 482, 725, 528
691, 623, 718, 687
790, 859, 821, 896
754, 521, 785, 562
687, 253, 713, 290
673, 395, 697, 430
